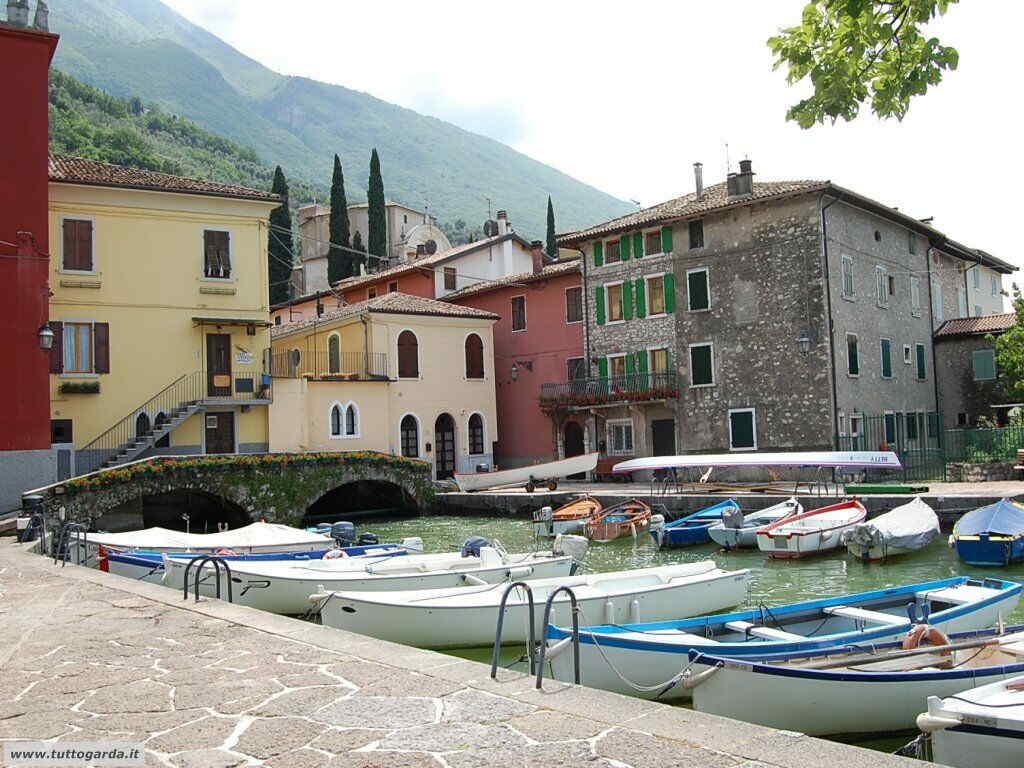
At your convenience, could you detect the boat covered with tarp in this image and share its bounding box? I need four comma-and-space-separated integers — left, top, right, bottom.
953, 498, 1024, 566
843, 496, 940, 561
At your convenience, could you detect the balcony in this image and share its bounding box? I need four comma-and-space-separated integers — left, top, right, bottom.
270, 350, 390, 381
540, 372, 679, 410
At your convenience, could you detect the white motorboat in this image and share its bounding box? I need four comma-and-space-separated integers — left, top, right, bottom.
707, 497, 802, 550
843, 496, 940, 561
454, 452, 598, 492
755, 499, 867, 558
544, 577, 1022, 701
315, 561, 750, 649
164, 538, 587, 614
689, 625, 1024, 736
920, 670, 1024, 768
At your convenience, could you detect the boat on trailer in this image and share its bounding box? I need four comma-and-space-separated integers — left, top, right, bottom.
584, 498, 651, 542
707, 497, 802, 550
843, 496, 939, 561
952, 498, 1024, 566
544, 577, 1022, 701
650, 499, 740, 549
315, 561, 750, 649
454, 452, 598, 493
755, 499, 867, 558
689, 624, 1024, 736
532, 496, 603, 538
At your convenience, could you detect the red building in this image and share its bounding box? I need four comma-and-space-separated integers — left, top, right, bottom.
0, 7, 59, 509
446, 243, 585, 469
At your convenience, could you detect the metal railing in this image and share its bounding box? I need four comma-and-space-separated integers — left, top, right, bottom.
945, 425, 1024, 463
540, 372, 679, 408
269, 350, 390, 380
205, 363, 273, 402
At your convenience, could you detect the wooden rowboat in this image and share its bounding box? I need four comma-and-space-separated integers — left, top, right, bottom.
585, 498, 651, 542
755, 498, 867, 558
533, 496, 603, 537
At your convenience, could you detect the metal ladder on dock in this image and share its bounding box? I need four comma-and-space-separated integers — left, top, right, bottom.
490, 582, 580, 689
182, 555, 234, 603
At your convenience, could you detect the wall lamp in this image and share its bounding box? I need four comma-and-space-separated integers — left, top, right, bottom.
38, 323, 54, 350
797, 329, 817, 355
510, 360, 534, 381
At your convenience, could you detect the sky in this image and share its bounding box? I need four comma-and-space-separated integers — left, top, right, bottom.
162, 0, 1021, 274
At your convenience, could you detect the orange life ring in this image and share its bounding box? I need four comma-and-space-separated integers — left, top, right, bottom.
213, 548, 236, 556
902, 624, 953, 664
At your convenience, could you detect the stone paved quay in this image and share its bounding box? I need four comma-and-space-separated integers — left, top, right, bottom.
0, 542, 927, 768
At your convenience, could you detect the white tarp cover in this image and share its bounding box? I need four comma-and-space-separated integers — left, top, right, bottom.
844, 497, 939, 553
613, 451, 902, 473
82, 522, 332, 552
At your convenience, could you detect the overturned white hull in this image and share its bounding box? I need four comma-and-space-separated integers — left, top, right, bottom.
454, 453, 598, 492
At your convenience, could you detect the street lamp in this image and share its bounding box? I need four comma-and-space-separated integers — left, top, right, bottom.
38, 324, 54, 350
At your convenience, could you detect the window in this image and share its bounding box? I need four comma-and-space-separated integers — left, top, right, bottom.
468, 413, 484, 455
974, 305, 983, 317
958, 288, 968, 317
932, 277, 943, 322
607, 420, 634, 455
316, 302, 325, 317
884, 412, 896, 445
927, 412, 940, 438
511, 296, 526, 331
330, 404, 342, 437
328, 334, 341, 374
605, 239, 621, 264
400, 414, 419, 457
888, 275, 895, 296
906, 412, 919, 440
910, 277, 921, 317
61, 218, 94, 272
837, 412, 847, 438
916, 343, 927, 380
903, 344, 912, 365
274, 316, 282, 326
565, 287, 583, 323
644, 231, 662, 256
688, 219, 704, 249
846, 334, 859, 376
957, 412, 968, 427
566, 357, 586, 381
908, 231, 917, 255
608, 354, 627, 378
369, 287, 379, 299
465, 333, 484, 379
444, 267, 457, 291
992, 274, 1000, 297
649, 347, 669, 373
841, 256, 855, 298
135, 412, 150, 438
154, 412, 170, 448
345, 404, 358, 436
606, 283, 624, 323
728, 408, 757, 451
973, 269, 980, 289
880, 338, 893, 379
397, 330, 419, 377
875, 266, 888, 307
203, 230, 231, 279
972, 349, 996, 381
63, 322, 93, 373
850, 413, 862, 438
874, 230, 882, 242
689, 343, 714, 386
51, 419, 73, 444
389, 281, 398, 293
687, 268, 710, 311
647, 275, 667, 315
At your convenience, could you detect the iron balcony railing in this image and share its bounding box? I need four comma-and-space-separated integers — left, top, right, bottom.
269, 350, 390, 380
205, 363, 273, 402
540, 372, 679, 409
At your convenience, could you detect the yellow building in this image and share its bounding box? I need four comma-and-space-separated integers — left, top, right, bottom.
269, 293, 499, 480
47, 154, 280, 476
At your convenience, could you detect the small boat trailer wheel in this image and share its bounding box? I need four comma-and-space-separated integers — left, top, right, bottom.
525, 482, 536, 493
547, 479, 558, 491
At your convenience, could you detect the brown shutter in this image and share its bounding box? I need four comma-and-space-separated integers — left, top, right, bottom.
94, 323, 110, 373
62, 220, 76, 270
398, 330, 419, 378
465, 334, 484, 379
77, 220, 93, 271
49, 321, 63, 373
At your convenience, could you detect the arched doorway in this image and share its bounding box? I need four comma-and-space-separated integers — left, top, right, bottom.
564, 421, 586, 479
434, 413, 456, 480
135, 412, 151, 438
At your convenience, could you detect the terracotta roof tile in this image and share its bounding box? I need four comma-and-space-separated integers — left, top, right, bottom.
443, 260, 580, 301
935, 313, 1016, 338
49, 153, 280, 203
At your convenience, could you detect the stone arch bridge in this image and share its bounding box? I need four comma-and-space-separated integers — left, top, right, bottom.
27, 452, 434, 528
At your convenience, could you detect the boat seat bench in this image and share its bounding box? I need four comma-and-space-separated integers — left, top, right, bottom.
724, 620, 804, 641
823, 606, 905, 625
917, 585, 1001, 605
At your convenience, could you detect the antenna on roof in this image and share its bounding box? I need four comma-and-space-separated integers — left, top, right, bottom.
725, 142, 731, 176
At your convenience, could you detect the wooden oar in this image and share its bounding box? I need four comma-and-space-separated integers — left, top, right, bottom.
803, 636, 1003, 671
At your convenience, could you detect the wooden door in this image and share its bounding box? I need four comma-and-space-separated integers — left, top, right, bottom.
564, 421, 586, 479
651, 419, 676, 456
434, 413, 456, 480
206, 334, 232, 397
205, 412, 235, 454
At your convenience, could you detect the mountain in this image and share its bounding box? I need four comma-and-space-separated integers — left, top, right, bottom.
48, 0, 632, 237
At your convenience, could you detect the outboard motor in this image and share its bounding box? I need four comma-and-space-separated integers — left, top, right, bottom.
553, 534, 589, 569
400, 536, 424, 553
330, 522, 356, 547
357, 532, 379, 546
533, 506, 554, 523
721, 505, 745, 530
461, 535, 491, 558
649, 514, 666, 548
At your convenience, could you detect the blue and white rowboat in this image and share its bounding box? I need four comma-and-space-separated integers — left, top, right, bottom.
650, 499, 740, 549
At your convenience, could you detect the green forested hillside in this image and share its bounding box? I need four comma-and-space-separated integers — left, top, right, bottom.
48, 0, 632, 238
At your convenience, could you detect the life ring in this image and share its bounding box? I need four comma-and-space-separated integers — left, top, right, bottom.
323, 549, 349, 560
902, 624, 953, 665
213, 548, 236, 556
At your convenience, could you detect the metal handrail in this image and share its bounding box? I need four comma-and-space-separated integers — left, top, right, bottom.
55, 522, 87, 566
490, 581, 536, 678
183, 555, 234, 603
540, 372, 679, 406
535, 586, 581, 689
269, 350, 390, 380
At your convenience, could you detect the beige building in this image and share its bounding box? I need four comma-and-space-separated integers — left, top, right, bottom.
269, 293, 498, 480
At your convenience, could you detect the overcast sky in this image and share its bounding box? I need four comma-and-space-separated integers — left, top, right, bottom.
164, 0, 1021, 275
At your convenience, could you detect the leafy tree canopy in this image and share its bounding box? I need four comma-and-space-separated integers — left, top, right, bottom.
768, 0, 960, 128
993, 288, 1024, 401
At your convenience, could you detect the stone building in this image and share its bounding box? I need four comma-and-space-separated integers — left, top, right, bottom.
555, 160, 1016, 467
934, 313, 1016, 428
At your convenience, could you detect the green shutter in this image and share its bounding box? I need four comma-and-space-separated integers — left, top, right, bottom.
598, 358, 608, 379
626, 352, 635, 374
848, 336, 860, 376
687, 269, 709, 311
634, 278, 646, 318
623, 281, 633, 320
691, 345, 713, 386
916, 344, 926, 380
636, 349, 648, 373
972, 349, 996, 381
633, 232, 643, 259
595, 286, 606, 325
881, 339, 892, 378
664, 273, 676, 313
594, 241, 603, 267
621, 234, 631, 261
729, 411, 755, 449
661, 226, 673, 254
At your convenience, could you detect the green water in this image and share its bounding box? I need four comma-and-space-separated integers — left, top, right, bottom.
361, 513, 1024, 754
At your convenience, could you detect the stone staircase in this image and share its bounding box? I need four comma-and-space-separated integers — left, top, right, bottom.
100, 402, 203, 469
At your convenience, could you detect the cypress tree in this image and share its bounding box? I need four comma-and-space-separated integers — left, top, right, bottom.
351, 231, 366, 275
268, 166, 293, 306
328, 154, 351, 284
545, 196, 557, 259
367, 148, 387, 269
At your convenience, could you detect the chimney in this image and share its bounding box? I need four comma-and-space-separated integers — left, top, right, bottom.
415, 243, 426, 260
530, 240, 544, 275
727, 158, 755, 199
693, 162, 704, 201
496, 209, 509, 236
6, 0, 29, 26
32, 0, 46, 30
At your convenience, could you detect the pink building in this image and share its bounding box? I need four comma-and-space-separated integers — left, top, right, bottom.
446, 242, 585, 469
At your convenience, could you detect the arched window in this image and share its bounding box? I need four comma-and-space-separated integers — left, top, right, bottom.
400, 414, 419, 457
330, 404, 342, 436
328, 334, 341, 374
135, 411, 151, 438
154, 411, 170, 448
468, 413, 485, 455
398, 330, 419, 378
345, 403, 358, 436
465, 333, 484, 379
